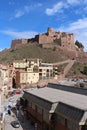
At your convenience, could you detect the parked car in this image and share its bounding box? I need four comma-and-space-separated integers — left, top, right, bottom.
8, 91, 15, 96
16, 90, 21, 94
11, 120, 20, 128
12, 90, 17, 94
10, 93, 14, 96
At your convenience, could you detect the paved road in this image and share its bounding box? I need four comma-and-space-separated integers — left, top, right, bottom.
2, 93, 35, 130
5, 111, 35, 130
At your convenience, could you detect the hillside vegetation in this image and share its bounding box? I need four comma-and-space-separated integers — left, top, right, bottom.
0, 43, 87, 79
66, 62, 87, 79
0, 44, 68, 64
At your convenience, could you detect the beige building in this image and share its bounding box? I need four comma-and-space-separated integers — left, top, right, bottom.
16, 70, 39, 88
13, 58, 41, 88
13, 58, 41, 69
13, 60, 27, 69
0, 64, 10, 92
39, 63, 53, 80
13, 59, 54, 88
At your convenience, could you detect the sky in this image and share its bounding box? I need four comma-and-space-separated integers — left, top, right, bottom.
0, 0, 87, 52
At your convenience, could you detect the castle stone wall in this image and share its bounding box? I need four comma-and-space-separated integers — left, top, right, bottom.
11, 39, 28, 48
47, 27, 55, 36
60, 33, 75, 49
38, 34, 54, 44
11, 27, 75, 51
37, 28, 75, 51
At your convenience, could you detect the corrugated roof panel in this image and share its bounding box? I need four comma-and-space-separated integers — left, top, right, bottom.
25, 87, 87, 110
55, 102, 84, 123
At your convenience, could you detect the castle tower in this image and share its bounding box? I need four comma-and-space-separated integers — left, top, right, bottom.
47, 27, 54, 36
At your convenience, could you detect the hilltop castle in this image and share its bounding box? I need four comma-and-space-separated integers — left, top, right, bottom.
11, 27, 75, 50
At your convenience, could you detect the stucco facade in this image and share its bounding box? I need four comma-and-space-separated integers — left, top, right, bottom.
13, 59, 54, 88
15, 70, 39, 88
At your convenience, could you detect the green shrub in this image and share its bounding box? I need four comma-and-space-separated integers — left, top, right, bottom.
80, 83, 84, 88
83, 66, 87, 75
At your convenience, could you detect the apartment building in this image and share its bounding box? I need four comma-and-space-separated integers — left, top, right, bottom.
13, 59, 54, 88
13, 58, 41, 69
22, 83, 87, 130
16, 70, 39, 88
39, 63, 53, 80
0, 64, 10, 92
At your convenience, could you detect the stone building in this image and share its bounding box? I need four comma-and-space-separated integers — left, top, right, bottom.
11, 27, 75, 51
35, 27, 75, 50
22, 83, 87, 130
11, 39, 28, 48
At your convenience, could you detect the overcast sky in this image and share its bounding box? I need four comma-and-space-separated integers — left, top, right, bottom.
0, 0, 87, 52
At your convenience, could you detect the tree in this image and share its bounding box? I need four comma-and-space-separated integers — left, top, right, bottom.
83, 66, 87, 75
80, 83, 84, 88
75, 40, 84, 48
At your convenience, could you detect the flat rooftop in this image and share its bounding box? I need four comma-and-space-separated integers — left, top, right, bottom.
26, 86, 87, 111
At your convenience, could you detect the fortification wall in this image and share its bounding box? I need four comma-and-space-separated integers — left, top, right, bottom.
37, 28, 75, 51
67, 34, 74, 49
60, 33, 74, 49
11, 39, 28, 48
47, 27, 55, 36
11, 27, 75, 51
38, 34, 53, 44
41, 44, 58, 49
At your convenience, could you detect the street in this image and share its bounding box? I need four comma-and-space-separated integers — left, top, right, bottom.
2, 92, 35, 130
5, 111, 35, 130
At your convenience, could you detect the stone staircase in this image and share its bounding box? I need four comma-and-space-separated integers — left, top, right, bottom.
62, 60, 75, 78
52, 59, 71, 66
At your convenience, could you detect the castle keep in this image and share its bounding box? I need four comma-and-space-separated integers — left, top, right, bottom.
35, 27, 75, 49
11, 27, 75, 50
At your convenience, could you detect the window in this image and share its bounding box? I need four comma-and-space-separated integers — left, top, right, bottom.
47, 69, 49, 72
39, 69, 42, 72
39, 73, 42, 76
